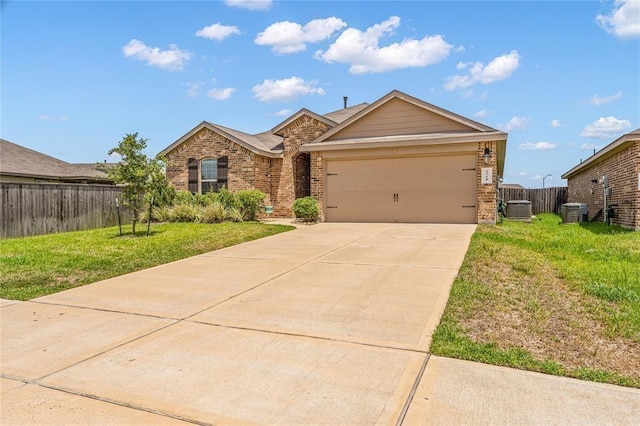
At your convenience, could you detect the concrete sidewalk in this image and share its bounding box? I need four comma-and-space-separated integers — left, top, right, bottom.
2, 223, 639, 424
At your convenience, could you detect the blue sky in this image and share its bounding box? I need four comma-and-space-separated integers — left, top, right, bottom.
2, 0, 639, 188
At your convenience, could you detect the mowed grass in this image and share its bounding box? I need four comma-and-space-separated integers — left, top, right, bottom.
0, 222, 294, 300
431, 214, 640, 388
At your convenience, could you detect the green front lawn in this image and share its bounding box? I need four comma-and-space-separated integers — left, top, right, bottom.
0, 222, 293, 300
431, 214, 640, 388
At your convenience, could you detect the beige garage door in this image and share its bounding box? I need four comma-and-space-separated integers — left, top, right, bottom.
325, 154, 477, 223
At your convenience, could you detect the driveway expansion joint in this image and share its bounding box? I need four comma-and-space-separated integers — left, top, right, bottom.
33, 382, 206, 426
32, 320, 179, 383
28, 300, 182, 320
185, 319, 430, 354
397, 353, 431, 426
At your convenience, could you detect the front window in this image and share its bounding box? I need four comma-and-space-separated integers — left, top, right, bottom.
201, 159, 217, 193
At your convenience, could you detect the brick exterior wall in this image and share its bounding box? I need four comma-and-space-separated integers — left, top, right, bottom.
165, 127, 271, 203
272, 116, 330, 217
477, 141, 498, 224
567, 141, 639, 230
310, 151, 325, 221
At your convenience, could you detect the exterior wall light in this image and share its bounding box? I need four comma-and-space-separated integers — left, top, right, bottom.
483, 147, 491, 164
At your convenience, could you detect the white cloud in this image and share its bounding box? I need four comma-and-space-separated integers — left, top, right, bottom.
580, 116, 632, 139
275, 109, 293, 117
184, 82, 204, 97
589, 91, 622, 105
551, 119, 561, 128
252, 76, 326, 102
196, 23, 241, 41
207, 87, 235, 100
444, 50, 520, 90
123, 39, 191, 71
498, 116, 529, 132
315, 16, 452, 74
581, 143, 603, 151
225, 0, 272, 11
519, 141, 557, 150
255, 17, 346, 54
474, 109, 491, 118
518, 172, 528, 177
531, 174, 543, 180
596, 0, 640, 38
37, 114, 68, 122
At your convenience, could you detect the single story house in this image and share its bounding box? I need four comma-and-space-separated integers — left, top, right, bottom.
161, 90, 508, 224
562, 128, 640, 230
0, 139, 114, 184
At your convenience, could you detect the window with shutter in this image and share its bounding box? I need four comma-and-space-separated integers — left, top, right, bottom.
201, 158, 217, 193
217, 156, 228, 190
188, 158, 198, 194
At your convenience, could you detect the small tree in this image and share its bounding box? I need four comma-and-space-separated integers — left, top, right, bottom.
108, 133, 170, 234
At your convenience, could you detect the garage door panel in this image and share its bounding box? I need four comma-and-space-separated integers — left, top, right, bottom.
327, 189, 398, 222
326, 154, 477, 223
398, 188, 476, 223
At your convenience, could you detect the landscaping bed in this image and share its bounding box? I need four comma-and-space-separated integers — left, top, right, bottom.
0, 222, 293, 300
431, 214, 640, 388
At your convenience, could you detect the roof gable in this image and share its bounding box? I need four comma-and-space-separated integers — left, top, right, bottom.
159, 121, 284, 158
562, 128, 640, 179
271, 108, 337, 136
312, 90, 497, 144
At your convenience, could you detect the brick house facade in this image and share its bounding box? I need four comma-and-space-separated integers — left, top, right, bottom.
161, 90, 508, 224
562, 129, 640, 230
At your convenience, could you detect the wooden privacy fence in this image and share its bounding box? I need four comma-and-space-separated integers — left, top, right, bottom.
499, 187, 568, 215
1, 183, 132, 239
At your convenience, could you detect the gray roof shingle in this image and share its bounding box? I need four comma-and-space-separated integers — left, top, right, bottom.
0, 139, 112, 182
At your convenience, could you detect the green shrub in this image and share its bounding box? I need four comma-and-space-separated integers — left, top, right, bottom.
200, 191, 218, 206
219, 187, 241, 209
199, 202, 227, 223
292, 197, 319, 222
152, 206, 172, 222
139, 209, 151, 224
174, 190, 199, 206
237, 189, 266, 221
152, 181, 176, 208
226, 206, 244, 223
169, 204, 201, 222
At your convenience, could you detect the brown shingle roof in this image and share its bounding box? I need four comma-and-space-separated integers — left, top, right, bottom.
322, 103, 369, 123
160, 101, 371, 158
0, 139, 112, 182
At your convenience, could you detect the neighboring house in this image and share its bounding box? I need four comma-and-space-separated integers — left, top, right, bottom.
562, 128, 640, 230
0, 139, 114, 184
161, 90, 508, 224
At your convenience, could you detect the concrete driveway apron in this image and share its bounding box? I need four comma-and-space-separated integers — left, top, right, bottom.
3, 223, 638, 424
2, 223, 469, 424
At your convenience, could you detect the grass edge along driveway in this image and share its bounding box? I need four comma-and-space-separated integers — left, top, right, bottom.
430, 214, 640, 389
0, 222, 294, 301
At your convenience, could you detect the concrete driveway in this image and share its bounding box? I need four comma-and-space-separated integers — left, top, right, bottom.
2, 223, 639, 424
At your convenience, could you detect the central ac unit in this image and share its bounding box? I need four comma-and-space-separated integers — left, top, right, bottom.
506, 200, 532, 222
561, 203, 588, 223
